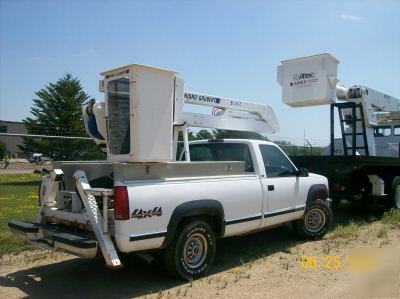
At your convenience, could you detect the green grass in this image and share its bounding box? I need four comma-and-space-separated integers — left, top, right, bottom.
381, 208, 400, 228
0, 173, 41, 256
330, 220, 363, 239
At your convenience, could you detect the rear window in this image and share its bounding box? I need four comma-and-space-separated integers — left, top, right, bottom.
189, 143, 254, 172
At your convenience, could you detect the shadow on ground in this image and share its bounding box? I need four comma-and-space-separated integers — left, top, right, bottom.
0, 204, 390, 298
0, 224, 302, 299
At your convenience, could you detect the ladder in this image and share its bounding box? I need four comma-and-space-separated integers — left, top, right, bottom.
330, 102, 369, 156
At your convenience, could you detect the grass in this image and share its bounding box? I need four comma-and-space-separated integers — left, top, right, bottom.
0, 173, 41, 256
330, 220, 363, 239
381, 208, 400, 228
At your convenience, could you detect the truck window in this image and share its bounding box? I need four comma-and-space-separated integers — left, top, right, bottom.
259, 144, 296, 178
374, 126, 391, 137
394, 125, 400, 136
107, 77, 131, 155
189, 143, 254, 172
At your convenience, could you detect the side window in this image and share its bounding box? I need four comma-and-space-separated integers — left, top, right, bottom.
374, 126, 391, 137
259, 144, 296, 178
394, 126, 400, 136
189, 143, 254, 172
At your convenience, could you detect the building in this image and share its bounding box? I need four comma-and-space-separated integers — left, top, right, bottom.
0, 120, 27, 157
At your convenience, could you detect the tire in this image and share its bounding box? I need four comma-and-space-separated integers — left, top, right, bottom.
391, 177, 400, 209
163, 220, 216, 280
292, 199, 333, 240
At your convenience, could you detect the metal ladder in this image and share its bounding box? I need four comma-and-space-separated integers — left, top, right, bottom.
73, 170, 122, 268
330, 102, 369, 156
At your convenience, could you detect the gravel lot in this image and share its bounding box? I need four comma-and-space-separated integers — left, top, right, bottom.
0, 208, 399, 299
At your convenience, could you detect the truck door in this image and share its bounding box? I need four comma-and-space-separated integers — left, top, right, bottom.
259, 144, 307, 226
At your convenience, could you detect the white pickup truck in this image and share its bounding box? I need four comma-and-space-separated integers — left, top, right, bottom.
9, 139, 332, 280
9, 63, 332, 280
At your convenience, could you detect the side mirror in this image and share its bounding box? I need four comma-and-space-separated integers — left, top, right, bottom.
297, 168, 309, 177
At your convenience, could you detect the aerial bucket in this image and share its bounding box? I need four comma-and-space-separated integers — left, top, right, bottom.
277, 53, 339, 107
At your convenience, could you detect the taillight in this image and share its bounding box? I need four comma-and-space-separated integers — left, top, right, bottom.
114, 186, 130, 220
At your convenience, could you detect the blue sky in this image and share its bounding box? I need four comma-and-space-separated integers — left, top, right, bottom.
1, 0, 399, 144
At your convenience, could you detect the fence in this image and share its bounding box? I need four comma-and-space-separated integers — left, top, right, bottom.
0, 132, 105, 253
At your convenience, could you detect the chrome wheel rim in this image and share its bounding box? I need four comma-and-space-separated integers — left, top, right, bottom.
305, 208, 326, 233
183, 233, 208, 269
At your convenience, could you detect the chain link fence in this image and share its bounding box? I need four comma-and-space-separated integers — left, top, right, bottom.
0, 133, 105, 254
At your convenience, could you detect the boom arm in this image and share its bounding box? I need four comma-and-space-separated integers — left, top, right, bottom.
337, 85, 400, 126
176, 91, 279, 133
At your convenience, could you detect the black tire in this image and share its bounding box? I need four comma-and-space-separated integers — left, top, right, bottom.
391, 177, 400, 209
292, 199, 333, 240
163, 220, 216, 280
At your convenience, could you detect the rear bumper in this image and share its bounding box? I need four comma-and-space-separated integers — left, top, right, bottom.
8, 220, 98, 258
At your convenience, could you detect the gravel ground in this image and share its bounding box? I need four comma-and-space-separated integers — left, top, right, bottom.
0, 211, 399, 299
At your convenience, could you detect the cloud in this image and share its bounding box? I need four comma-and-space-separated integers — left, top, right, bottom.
340, 14, 362, 21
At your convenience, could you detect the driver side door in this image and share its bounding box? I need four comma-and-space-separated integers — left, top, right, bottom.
259, 144, 307, 226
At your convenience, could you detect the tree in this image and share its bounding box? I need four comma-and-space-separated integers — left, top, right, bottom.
212, 129, 268, 141
19, 74, 105, 161
196, 129, 214, 140
0, 140, 6, 160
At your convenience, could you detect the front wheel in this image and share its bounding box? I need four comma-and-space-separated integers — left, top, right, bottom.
391, 177, 400, 209
163, 220, 216, 280
292, 199, 333, 239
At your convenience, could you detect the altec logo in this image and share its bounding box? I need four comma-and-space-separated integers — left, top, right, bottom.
290, 72, 318, 87
292, 72, 315, 80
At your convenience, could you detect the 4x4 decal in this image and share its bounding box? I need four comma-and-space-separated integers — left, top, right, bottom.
131, 207, 162, 219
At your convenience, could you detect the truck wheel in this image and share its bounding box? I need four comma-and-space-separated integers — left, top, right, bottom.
391, 177, 400, 209
163, 220, 216, 280
292, 199, 332, 240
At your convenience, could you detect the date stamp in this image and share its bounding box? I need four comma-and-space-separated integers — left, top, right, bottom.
300, 252, 379, 271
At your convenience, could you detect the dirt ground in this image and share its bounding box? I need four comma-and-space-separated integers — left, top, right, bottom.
0, 208, 399, 299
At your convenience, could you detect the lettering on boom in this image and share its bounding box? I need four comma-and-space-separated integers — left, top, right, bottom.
184, 93, 221, 104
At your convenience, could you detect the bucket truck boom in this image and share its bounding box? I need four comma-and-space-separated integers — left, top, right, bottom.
84, 64, 279, 162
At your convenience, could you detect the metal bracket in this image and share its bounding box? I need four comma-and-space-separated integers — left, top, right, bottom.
73, 170, 122, 269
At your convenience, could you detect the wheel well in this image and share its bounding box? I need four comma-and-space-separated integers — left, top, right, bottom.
161, 200, 225, 248
307, 184, 328, 205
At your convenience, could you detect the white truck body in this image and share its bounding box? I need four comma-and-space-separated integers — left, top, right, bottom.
9, 139, 329, 268
9, 62, 331, 278
114, 139, 327, 253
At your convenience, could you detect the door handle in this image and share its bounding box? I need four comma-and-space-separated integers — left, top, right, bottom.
268, 185, 275, 191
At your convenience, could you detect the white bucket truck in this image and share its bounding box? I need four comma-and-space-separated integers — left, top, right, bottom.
9, 64, 332, 280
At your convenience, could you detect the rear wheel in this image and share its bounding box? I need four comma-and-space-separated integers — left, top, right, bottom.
163, 220, 216, 280
292, 199, 333, 239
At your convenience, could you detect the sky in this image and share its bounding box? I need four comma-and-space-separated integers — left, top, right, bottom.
1, 0, 399, 145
